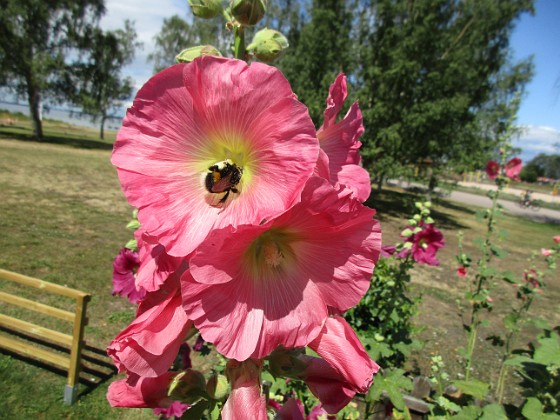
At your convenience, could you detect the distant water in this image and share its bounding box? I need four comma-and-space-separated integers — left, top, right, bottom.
0, 101, 124, 131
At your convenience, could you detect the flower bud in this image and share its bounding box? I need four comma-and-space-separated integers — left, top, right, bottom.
231, 0, 266, 26
206, 373, 229, 400
168, 370, 207, 403
188, 0, 223, 19
247, 28, 288, 62
176, 45, 222, 63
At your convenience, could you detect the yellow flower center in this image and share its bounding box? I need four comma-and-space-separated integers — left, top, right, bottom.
244, 228, 299, 279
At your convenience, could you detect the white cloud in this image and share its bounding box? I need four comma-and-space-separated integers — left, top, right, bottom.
514, 125, 560, 161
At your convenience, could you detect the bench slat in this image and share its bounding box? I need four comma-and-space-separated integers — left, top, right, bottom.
0, 332, 71, 369
0, 291, 75, 322
0, 269, 89, 300
0, 313, 73, 347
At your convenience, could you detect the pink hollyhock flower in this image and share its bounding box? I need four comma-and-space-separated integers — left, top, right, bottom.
505, 157, 522, 181
181, 177, 381, 361
400, 222, 444, 266
541, 248, 553, 257
307, 315, 379, 396
485, 161, 500, 179
153, 401, 190, 418
112, 248, 145, 304
135, 230, 185, 293
108, 274, 193, 378
107, 372, 174, 408
554, 235, 560, 244
308, 404, 334, 420
222, 359, 267, 420
456, 266, 468, 277
112, 56, 319, 258
316, 74, 371, 202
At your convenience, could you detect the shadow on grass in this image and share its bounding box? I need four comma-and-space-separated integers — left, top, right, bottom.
0, 326, 116, 401
0, 128, 113, 151
365, 187, 472, 230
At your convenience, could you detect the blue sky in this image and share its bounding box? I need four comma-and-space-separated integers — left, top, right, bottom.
100, 0, 559, 162
510, 0, 560, 161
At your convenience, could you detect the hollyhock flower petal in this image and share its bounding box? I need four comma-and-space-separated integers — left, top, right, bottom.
112, 248, 145, 304
107, 372, 174, 408
485, 161, 500, 179
108, 274, 192, 377
316, 74, 370, 201
381, 245, 397, 257
153, 401, 190, 418
505, 157, 522, 181
276, 398, 306, 420
112, 57, 319, 257
299, 355, 359, 414
553, 235, 560, 244
135, 230, 184, 293
308, 315, 379, 393
222, 360, 267, 420
308, 405, 334, 420
182, 177, 381, 361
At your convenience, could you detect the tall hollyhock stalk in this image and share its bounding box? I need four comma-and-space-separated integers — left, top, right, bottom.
464, 138, 522, 380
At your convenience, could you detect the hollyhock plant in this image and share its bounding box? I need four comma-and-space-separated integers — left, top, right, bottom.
112, 248, 145, 304
400, 222, 445, 266
315, 74, 371, 202
181, 177, 381, 361
554, 235, 560, 244
108, 274, 193, 378
112, 56, 319, 258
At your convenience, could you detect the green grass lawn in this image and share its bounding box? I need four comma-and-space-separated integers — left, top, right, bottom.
0, 113, 558, 417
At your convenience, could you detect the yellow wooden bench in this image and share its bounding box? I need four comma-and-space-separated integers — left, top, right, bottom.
0, 268, 91, 405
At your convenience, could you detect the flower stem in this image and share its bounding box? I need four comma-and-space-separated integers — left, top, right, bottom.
234, 25, 246, 60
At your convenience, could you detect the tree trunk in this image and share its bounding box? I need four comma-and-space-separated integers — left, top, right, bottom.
427, 174, 437, 200
376, 174, 384, 192
27, 83, 43, 140
100, 114, 106, 140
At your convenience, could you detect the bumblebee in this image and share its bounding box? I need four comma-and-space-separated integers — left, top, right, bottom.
205, 159, 243, 205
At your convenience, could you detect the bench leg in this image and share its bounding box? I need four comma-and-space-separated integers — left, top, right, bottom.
64, 384, 78, 405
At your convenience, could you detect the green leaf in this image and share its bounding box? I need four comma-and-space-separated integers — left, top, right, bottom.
490, 244, 508, 258
504, 355, 533, 367
385, 382, 406, 411
501, 271, 518, 284
503, 313, 518, 331
182, 400, 210, 419
533, 336, 560, 366
522, 398, 545, 419
452, 379, 490, 400
480, 403, 507, 420
451, 405, 482, 419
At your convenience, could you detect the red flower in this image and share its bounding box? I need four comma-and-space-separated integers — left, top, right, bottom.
456, 266, 468, 277
485, 161, 500, 179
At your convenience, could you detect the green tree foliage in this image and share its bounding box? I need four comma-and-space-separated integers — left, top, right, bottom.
278, 0, 354, 124
356, 0, 534, 188
69, 21, 140, 139
0, 0, 105, 139
148, 14, 228, 73
521, 153, 560, 181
